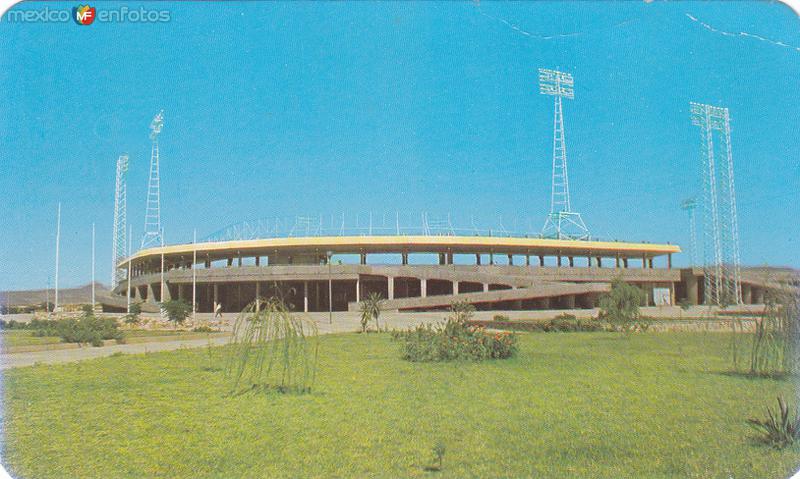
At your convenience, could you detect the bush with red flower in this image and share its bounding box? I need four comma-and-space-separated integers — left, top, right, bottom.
391, 301, 518, 361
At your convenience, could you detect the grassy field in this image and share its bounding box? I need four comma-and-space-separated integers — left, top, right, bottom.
0, 330, 62, 348
0, 329, 226, 352
2, 332, 798, 478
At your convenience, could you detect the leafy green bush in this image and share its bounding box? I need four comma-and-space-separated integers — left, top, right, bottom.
37, 314, 124, 346
493, 314, 510, 322
394, 304, 517, 362
470, 317, 607, 333
599, 277, 649, 335
123, 303, 143, 326
747, 396, 800, 449
160, 299, 191, 327
0, 319, 34, 330
192, 326, 218, 333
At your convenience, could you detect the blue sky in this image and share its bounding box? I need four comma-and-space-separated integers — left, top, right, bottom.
1, 1, 798, 290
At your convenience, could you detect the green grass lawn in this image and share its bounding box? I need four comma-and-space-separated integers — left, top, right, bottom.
2, 332, 798, 478
0, 330, 62, 348
0, 329, 226, 352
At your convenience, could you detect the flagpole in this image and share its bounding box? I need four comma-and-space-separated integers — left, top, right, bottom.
192, 229, 197, 323
54, 203, 61, 314
91, 222, 96, 310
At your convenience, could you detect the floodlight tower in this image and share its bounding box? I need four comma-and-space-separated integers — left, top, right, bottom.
681, 198, 699, 266
538, 68, 590, 240
690, 102, 742, 305
111, 154, 129, 288
141, 110, 164, 249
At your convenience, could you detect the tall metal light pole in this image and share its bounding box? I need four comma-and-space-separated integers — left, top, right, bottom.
327, 250, 333, 324
681, 198, 699, 266
538, 68, 590, 240
142, 111, 164, 249
111, 154, 129, 288
127, 224, 132, 314
690, 102, 742, 305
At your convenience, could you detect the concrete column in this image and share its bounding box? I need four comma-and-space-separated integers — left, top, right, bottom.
557, 256, 562, 267
483, 283, 489, 292
596, 257, 602, 268
177, 284, 184, 301
238, 256, 242, 267
147, 283, 156, 303
161, 283, 171, 302
303, 281, 308, 312
255, 256, 260, 266
356, 278, 360, 303
642, 255, 647, 269
447, 252, 454, 265
615, 254, 620, 268
667, 253, 672, 269
526, 255, 530, 266
205, 259, 211, 268
255, 282, 260, 310
452, 281, 458, 295
421, 278, 427, 298
648, 258, 654, 269
568, 256, 574, 267
686, 274, 699, 305
438, 253, 445, 265
623, 258, 629, 269
539, 255, 545, 267
402, 253, 408, 265
564, 295, 576, 309
134, 285, 142, 301
227, 257, 233, 267
490, 253, 494, 265
315, 282, 321, 310
213, 283, 219, 310
587, 256, 592, 268
360, 253, 367, 265
754, 287, 765, 305
508, 254, 513, 265
387, 276, 394, 300
476, 254, 481, 265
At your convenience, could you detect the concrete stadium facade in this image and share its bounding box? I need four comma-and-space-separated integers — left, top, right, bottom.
111, 235, 781, 313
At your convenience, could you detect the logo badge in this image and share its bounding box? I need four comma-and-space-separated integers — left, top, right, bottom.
73, 5, 96, 25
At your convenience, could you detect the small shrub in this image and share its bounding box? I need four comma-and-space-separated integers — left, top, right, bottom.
450, 301, 475, 323
160, 299, 191, 327
426, 441, 446, 471
0, 319, 31, 330
470, 317, 607, 333
599, 277, 648, 335
747, 396, 800, 449
46, 313, 124, 346
192, 326, 217, 333
493, 314, 510, 322
123, 303, 143, 326
395, 320, 517, 362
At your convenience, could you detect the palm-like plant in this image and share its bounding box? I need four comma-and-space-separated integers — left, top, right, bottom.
359, 292, 384, 332
747, 396, 800, 449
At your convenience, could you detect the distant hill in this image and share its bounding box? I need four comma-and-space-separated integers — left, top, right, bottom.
0, 283, 109, 307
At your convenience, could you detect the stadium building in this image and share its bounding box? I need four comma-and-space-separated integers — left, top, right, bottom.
109, 232, 784, 314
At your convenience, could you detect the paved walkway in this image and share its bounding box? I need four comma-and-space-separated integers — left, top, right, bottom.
0, 312, 444, 370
